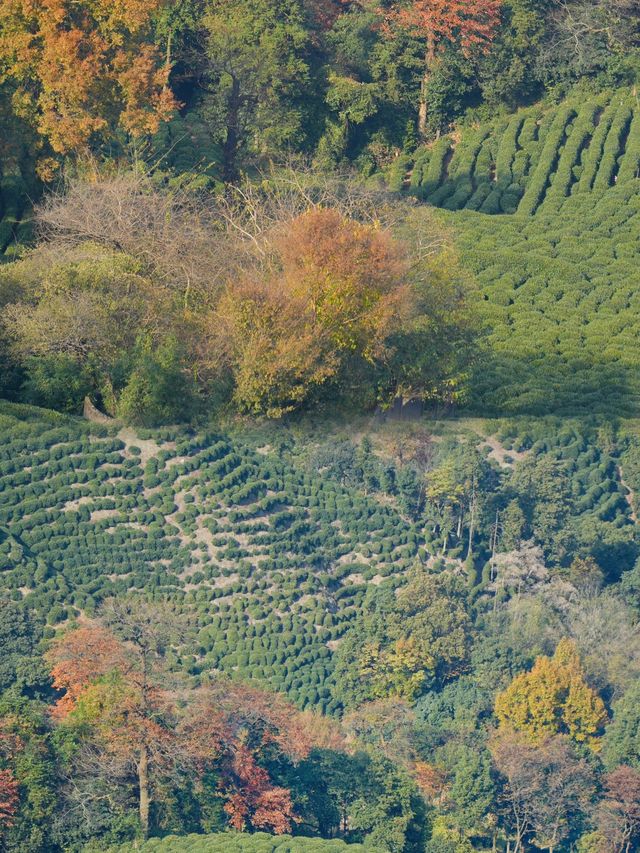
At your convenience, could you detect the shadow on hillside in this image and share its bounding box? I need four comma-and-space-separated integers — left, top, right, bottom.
468, 349, 639, 417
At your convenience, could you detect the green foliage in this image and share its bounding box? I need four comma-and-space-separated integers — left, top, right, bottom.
105, 832, 378, 852
332, 570, 472, 708
197, 0, 321, 180
0, 694, 58, 853
21, 355, 97, 416
402, 88, 640, 226
0, 600, 49, 698
116, 336, 198, 427
601, 682, 640, 770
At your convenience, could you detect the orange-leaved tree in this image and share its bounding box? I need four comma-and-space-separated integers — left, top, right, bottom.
47, 618, 181, 839
384, 0, 503, 136
215, 207, 414, 417
180, 681, 345, 834
0, 769, 18, 828
0, 0, 177, 169
47, 609, 342, 839
495, 638, 607, 749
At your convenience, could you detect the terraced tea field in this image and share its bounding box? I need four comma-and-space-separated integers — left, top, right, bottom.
0, 403, 422, 713
2, 400, 640, 713
401, 90, 639, 215
393, 88, 640, 415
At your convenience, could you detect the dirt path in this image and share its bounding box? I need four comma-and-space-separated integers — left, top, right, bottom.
117, 427, 162, 466
618, 465, 638, 523
478, 434, 529, 469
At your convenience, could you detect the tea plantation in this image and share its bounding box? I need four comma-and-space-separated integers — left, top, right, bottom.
0, 402, 424, 713
105, 831, 377, 852
389, 88, 640, 416
2, 399, 640, 713
398, 89, 639, 215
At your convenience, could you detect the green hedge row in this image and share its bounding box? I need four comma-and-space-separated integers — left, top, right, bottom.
106, 831, 377, 853
399, 88, 638, 215
517, 105, 576, 215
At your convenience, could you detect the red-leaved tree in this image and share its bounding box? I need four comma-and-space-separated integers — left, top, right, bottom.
180, 682, 344, 835
0, 770, 19, 828
384, 0, 503, 136
48, 612, 344, 840
0, 729, 21, 831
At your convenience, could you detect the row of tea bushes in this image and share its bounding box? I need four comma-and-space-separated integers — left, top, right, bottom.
106, 831, 378, 852
402, 88, 639, 216
443, 179, 640, 415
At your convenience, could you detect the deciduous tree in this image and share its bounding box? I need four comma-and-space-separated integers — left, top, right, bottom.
495, 638, 607, 748
334, 569, 472, 707
0, 0, 177, 165
596, 765, 640, 853
216, 206, 414, 416
47, 606, 185, 839
490, 730, 595, 853
383, 0, 503, 136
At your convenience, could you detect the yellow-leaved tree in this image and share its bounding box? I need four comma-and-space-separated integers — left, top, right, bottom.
359, 638, 431, 702
494, 638, 607, 749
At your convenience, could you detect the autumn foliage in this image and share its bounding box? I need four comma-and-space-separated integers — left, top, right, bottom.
46, 625, 126, 718
0, 769, 18, 828
384, 0, 502, 134
495, 638, 607, 748
216, 207, 414, 416
0, 0, 177, 163
385, 0, 503, 56
46, 621, 342, 838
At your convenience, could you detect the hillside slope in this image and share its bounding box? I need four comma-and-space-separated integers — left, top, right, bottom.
403, 90, 640, 215
2, 402, 640, 712
0, 403, 421, 712
391, 88, 640, 416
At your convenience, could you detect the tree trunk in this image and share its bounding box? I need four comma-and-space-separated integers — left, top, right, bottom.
223, 75, 241, 183
138, 744, 150, 839
467, 488, 476, 559
418, 34, 436, 139
490, 510, 499, 581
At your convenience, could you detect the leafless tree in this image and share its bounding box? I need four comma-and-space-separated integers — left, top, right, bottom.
34, 166, 424, 306
491, 730, 595, 853
596, 765, 640, 853
540, 0, 640, 76
36, 172, 233, 309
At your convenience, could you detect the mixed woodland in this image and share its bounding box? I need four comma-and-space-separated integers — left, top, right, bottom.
0, 1, 640, 852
